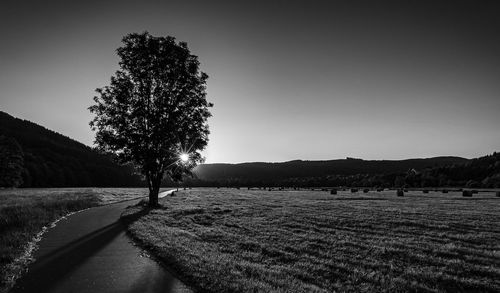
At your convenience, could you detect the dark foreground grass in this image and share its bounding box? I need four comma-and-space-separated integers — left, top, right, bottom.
123, 188, 500, 293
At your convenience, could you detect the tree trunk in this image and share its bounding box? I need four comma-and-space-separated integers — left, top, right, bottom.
148, 187, 159, 207
148, 174, 161, 207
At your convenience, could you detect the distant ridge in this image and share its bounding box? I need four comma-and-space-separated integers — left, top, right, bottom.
194, 156, 468, 182
0, 111, 142, 187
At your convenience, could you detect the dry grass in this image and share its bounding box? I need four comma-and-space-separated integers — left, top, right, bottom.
124, 188, 500, 293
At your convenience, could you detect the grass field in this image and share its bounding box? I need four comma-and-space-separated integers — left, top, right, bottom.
0, 187, 150, 293
123, 188, 500, 292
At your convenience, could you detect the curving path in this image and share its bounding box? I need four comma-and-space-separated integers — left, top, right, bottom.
12, 192, 191, 293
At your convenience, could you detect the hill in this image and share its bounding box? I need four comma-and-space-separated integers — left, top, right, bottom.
0, 111, 142, 187
421, 152, 500, 188
191, 157, 471, 188
194, 157, 467, 181
192, 154, 500, 188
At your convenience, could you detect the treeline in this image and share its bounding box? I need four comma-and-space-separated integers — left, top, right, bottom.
0, 111, 143, 187
193, 157, 468, 182
186, 153, 500, 188
2, 111, 498, 189
419, 152, 500, 188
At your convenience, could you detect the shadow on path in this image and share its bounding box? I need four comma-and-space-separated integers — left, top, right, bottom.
12, 200, 191, 293
12, 221, 123, 293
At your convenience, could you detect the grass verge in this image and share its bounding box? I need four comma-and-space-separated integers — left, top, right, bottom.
122, 188, 500, 293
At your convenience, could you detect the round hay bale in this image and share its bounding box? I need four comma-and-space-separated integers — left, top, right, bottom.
397, 189, 404, 197
462, 190, 473, 197
330, 189, 337, 195
363, 189, 369, 193
351, 188, 358, 193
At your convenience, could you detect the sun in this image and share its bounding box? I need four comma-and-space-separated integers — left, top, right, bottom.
179, 153, 190, 163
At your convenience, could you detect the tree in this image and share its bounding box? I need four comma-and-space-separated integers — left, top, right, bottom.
89, 32, 213, 206
0, 136, 24, 187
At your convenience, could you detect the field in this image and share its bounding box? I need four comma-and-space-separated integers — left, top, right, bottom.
0, 187, 150, 293
123, 188, 500, 292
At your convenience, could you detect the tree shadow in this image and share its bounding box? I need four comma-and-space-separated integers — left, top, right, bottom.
12, 221, 124, 293
119, 203, 194, 292
12, 202, 156, 293
120, 201, 157, 225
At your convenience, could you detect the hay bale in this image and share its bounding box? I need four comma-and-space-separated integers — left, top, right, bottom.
363, 189, 369, 193
397, 190, 404, 197
376, 188, 384, 192
351, 188, 358, 193
330, 189, 337, 195
462, 190, 473, 197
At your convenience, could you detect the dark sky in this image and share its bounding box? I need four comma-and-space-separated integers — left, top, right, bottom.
1, 0, 499, 163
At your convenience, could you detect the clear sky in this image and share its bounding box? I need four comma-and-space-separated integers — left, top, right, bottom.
1, 0, 499, 163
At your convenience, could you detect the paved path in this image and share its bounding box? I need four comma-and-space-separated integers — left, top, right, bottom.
12, 194, 191, 293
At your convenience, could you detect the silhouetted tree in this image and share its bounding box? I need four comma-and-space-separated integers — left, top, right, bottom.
89, 32, 212, 206
0, 136, 24, 187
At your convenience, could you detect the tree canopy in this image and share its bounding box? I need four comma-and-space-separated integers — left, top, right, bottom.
89, 32, 212, 206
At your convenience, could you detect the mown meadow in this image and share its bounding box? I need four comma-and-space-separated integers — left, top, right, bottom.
123, 188, 500, 292
0, 187, 148, 293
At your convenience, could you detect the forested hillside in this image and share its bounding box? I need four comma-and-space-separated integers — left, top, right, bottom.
421, 152, 500, 188
191, 154, 500, 188
192, 157, 469, 187
0, 111, 143, 187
